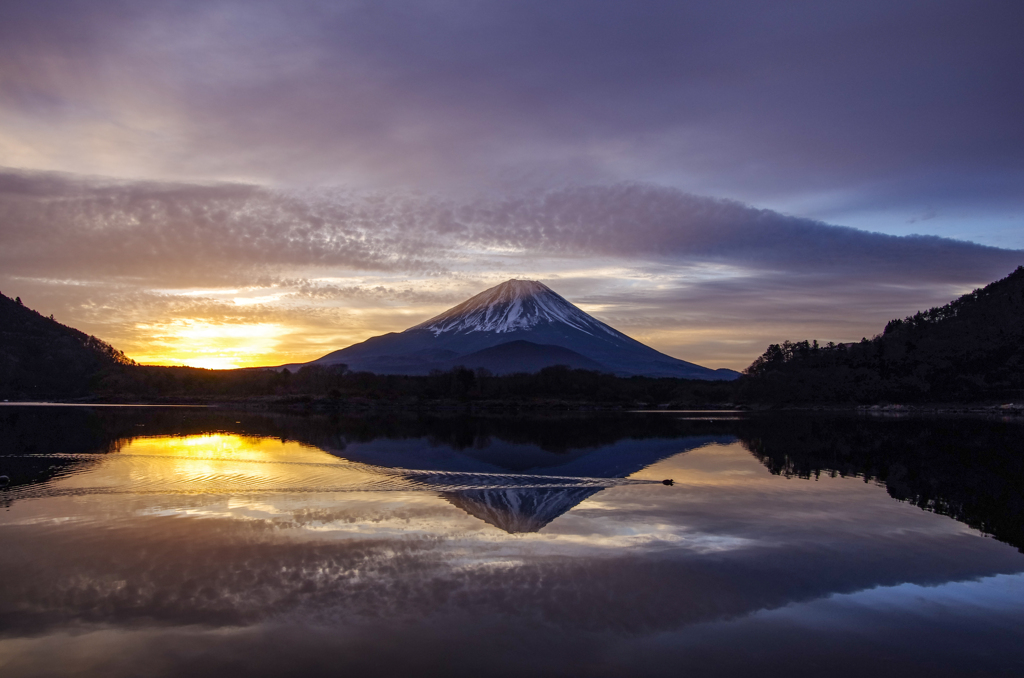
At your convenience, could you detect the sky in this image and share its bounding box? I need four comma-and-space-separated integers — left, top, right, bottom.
1, 0, 1022, 370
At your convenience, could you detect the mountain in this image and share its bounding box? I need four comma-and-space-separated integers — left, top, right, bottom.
741, 265, 1024, 403
435, 340, 605, 375
304, 279, 738, 380
0, 292, 134, 398
321, 432, 732, 533
444, 487, 603, 533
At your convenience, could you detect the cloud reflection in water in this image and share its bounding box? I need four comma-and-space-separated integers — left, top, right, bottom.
1, 414, 1023, 677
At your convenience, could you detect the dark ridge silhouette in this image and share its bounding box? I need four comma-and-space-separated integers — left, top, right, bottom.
0, 291, 134, 399
8, 265, 1023, 406
740, 265, 1024, 404
0, 292, 736, 404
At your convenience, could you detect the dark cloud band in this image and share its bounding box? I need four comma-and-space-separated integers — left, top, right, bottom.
1, 170, 1018, 287
0, 1, 1021, 224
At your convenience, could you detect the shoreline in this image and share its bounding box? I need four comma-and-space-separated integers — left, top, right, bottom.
2, 395, 1022, 417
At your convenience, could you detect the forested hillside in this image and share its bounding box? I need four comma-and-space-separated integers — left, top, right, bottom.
0, 292, 134, 398
740, 266, 1024, 403
6, 264, 1023, 406
0, 292, 734, 405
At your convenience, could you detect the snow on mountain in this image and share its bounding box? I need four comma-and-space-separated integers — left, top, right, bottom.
321, 434, 729, 534
302, 279, 739, 380
443, 487, 603, 533
412, 279, 615, 337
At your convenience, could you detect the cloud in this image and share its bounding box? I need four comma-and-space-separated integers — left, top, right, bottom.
0, 475, 1015, 638
0, 0, 1021, 229
2, 170, 1019, 286
2, 168, 1020, 367
458, 185, 1022, 283
0, 170, 446, 284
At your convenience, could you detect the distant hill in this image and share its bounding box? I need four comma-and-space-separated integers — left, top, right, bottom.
300, 279, 739, 380
0, 293, 134, 398
740, 266, 1024, 403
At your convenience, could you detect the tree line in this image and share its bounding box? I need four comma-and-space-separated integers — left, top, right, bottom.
5, 265, 1023, 406
92, 362, 736, 407
738, 265, 1024, 404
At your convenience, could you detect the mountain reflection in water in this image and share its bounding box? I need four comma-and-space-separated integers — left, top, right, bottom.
444, 487, 602, 533
0, 408, 729, 534
0, 432, 691, 536
1, 406, 1024, 678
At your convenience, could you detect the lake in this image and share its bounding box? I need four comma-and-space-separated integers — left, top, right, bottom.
1, 406, 1023, 677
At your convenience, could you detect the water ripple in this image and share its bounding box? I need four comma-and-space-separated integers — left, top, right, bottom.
0, 453, 661, 501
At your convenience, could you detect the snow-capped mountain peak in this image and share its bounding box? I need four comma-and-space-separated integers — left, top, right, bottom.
410, 279, 614, 336
303, 278, 739, 380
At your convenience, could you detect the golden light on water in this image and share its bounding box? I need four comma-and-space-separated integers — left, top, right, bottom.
54, 434, 372, 497
125, 434, 330, 464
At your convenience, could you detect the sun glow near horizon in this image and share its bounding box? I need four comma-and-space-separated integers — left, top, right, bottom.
131, 320, 293, 369
125, 317, 396, 370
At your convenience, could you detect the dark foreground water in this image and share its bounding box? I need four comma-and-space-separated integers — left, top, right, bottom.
1, 406, 1023, 677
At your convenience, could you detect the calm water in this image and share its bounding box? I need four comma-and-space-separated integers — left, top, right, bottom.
1, 406, 1023, 677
